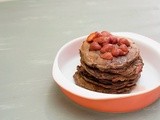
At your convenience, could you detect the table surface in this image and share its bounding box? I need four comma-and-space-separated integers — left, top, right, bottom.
0, 0, 160, 120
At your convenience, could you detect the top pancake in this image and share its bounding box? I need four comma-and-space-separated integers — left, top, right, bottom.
80, 37, 140, 71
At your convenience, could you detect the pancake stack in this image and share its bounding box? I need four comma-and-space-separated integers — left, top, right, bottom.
73, 31, 144, 94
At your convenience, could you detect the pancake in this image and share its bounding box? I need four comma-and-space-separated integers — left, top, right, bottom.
73, 71, 136, 94
81, 57, 143, 79
77, 65, 140, 88
73, 31, 144, 94
80, 38, 140, 71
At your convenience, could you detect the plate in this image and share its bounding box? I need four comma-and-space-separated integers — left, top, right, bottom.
52, 32, 160, 112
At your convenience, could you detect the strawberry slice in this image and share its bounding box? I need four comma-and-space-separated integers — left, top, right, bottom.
87, 32, 99, 42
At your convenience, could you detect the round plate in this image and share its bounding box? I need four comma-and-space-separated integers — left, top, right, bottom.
52, 32, 160, 113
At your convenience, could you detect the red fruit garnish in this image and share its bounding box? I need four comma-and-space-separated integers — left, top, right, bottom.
118, 38, 130, 46
101, 31, 111, 37
89, 42, 101, 51
93, 37, 104, 44
100, 44, 114, 53
109, 36, 118, 44
87, 32, 99, 42
119, 44, 129, 52
111, 48, 120, 57
100, 52, 113, 60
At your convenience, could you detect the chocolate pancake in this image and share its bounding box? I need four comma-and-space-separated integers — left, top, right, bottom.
73, 71, 136, 94
73, 31, 144, 94
80, 38, 140, 71
81, 57, 143, 79
77, 65, 140, 88
78, 65, 139, 82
